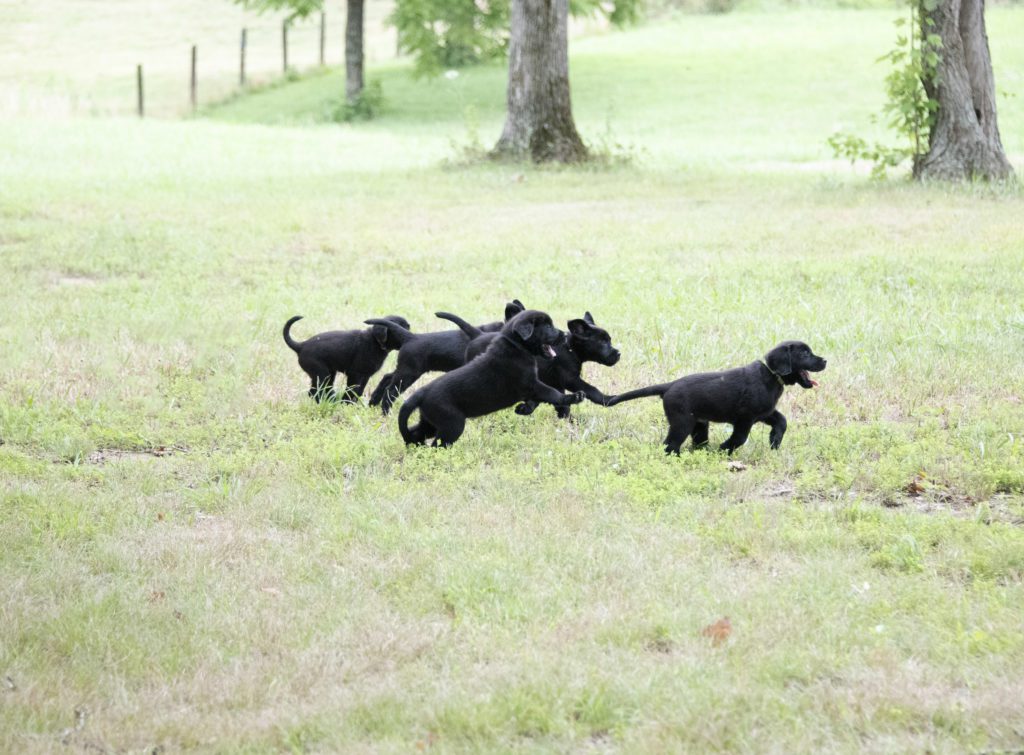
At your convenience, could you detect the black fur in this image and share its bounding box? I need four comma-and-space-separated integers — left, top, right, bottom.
606, 341, 827, 455
397, 310, 584, 447
283, 315, 410, 403
512, 311, 620, 419
367, 299, 524, 414
442, 311, 621, 419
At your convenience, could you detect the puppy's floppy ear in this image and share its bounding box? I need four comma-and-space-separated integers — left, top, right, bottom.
372, 323, 389, 350
567, 319, 589, 336
505, 300, 525, 320
765, 343, 792, 376
513, 319, 534, 342
583, 311, 595, 325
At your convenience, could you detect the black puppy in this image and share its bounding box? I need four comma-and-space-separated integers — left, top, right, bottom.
283, 315, 410, 403
606, 341, 826, 455
398, 310, 585, 447
366, 300, 524, 415
437, 310, 620, 419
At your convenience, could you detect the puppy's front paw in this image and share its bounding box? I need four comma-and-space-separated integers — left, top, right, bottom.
515, 402, 535, 416
568, 391, 585, 405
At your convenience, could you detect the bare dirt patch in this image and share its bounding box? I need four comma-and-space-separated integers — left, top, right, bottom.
85, 446, 182, 465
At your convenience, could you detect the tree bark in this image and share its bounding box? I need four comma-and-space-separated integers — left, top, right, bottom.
915, 0, 1013, 181
345, 0, 364, 102
492, 0, 587, 163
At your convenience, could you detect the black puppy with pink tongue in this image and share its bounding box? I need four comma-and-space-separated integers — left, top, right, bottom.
606, 340, 827, 455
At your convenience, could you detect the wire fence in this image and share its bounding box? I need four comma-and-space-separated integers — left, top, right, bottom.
0, 2, 399, 119
136, 14, 392, 118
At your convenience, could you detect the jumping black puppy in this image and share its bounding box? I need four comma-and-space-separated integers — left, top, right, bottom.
366, 300, 524, 415
606, 341, 826, 455
397, 310, 585, 447
436, 310, 620, 418
283, 315, 410, 403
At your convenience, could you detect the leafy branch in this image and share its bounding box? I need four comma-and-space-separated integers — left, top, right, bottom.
829, 0, 941, 179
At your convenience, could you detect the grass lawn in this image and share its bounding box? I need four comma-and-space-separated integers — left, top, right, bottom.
2, 6, 1024, 753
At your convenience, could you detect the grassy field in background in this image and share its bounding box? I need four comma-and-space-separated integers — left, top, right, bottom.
2, 7, 1024, 753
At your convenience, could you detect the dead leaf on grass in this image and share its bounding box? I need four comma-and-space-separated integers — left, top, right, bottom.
700, 617, 732, 647
727, 461, 747, 473
906, 471, 927, 497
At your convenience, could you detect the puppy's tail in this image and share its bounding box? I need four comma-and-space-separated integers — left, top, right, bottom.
435, 311, 482, 340
365, 318, 416, 346
397, 391, 423, 445
605, 383, 672, 406
283, 316, 304, 353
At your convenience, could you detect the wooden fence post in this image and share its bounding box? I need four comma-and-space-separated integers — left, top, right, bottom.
240, 28, 247, 86
136, 64, 144, 118
190, 44, 197, 111
282, 20, 289, 73
319, 12, 326, 66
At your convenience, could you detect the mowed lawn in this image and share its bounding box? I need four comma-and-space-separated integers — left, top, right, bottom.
2, 8, 1024, 753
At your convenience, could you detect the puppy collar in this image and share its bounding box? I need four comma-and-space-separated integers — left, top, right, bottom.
762, 362, 785, 388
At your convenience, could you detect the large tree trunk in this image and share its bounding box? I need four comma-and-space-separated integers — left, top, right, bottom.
915, 0, 1013, 181
492, 0, 587, 163
345, 0, 364, 102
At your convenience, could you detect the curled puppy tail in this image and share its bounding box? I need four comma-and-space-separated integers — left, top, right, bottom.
605, 383, 672, 406
365, 318, 416, 346
283, 316, 304, 353
397, 391, 423, 445
435, 311, 482, 340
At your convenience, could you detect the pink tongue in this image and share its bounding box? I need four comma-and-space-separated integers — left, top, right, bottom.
810, 378, 819, 387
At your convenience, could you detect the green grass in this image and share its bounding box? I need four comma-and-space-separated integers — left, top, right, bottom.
2, 7, 1024, 753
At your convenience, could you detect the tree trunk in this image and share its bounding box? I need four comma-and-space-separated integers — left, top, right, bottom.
915, 0, 1013, 181
345, 0, 364, 102
492, 0, 587, 163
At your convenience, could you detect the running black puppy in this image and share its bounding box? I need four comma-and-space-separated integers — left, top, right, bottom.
398, 310, 584, 447
283, 315, 410, 403
366, 300, 524, 414
436, 310, 620, 418
606, 341, 827, 455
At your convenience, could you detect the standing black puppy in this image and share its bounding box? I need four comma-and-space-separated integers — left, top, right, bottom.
398, 310, 584, 447
606, 341, 827, 455
438, 310, 621, 419
283, 315, 410, 403
366, 300, 524, 415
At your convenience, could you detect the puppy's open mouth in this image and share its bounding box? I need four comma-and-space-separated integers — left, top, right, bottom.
797, 370, 819, 389
542, 344, 557, 359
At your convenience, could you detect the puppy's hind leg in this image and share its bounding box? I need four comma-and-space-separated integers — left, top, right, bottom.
663, 408, 696, 456
719, 421, 753, 455
404, 419, 434, 446
690, 421, 710, 450
308, 369, 337, 403
432, 414, 466, 448
340, 373, 370, 404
